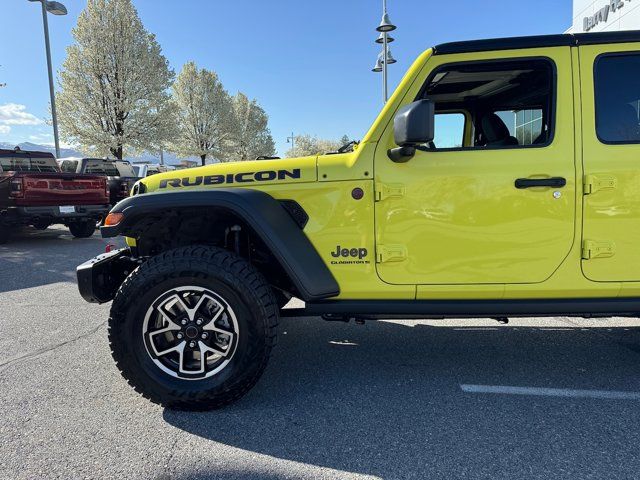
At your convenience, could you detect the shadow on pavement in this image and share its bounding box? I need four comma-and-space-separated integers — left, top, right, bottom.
156, 471, 291, 480
164, 318, 640, 479
0, 226, 119, 293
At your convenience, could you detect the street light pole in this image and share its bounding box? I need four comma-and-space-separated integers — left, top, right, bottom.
29, 0, 67, 158
382, 0, 388, 103
40, 1, 60, 158
373, 0, 397, 104
382, 33, 388, 103
286, 132, 295, 153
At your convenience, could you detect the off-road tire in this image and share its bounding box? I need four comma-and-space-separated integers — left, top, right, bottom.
108, 245, 279, 410
68, 221, 96, 238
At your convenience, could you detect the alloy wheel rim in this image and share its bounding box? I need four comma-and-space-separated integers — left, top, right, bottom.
142, 286, 239, 380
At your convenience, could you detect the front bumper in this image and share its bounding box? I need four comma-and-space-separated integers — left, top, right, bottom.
3, 204, 110, 225
77, 248, 140, 303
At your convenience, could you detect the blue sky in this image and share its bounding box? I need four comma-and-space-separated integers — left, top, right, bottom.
1, 0, 572, 157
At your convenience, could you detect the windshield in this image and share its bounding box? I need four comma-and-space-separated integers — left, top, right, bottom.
85, 159, 137, 177
0, 156, 59, 173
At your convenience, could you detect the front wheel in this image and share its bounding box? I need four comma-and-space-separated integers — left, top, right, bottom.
108, 246, 279, 410
68, 220, 96, 238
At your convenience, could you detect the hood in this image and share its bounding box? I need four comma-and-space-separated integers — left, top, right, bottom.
139, 156, 317, 193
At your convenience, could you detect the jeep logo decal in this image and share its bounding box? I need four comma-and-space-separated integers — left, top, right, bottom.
158, 169, 301, 189
330, 245, 370, 265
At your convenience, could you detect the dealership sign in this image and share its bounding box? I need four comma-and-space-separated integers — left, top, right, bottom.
584, 0, 631, 31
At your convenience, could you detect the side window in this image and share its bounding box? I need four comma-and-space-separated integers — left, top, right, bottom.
495, 109, 543, 146
419, 58, 555, 149
434, 113, 465, 148
595, 54, 640, 144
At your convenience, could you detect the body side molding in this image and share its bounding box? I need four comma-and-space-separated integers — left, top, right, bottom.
281, 298, 640, 319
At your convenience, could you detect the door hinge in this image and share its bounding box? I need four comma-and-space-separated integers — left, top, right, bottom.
375, 183, 405, 202
582, 240, 615, 260
583, 174, 617, 195
376, 244, 407, 263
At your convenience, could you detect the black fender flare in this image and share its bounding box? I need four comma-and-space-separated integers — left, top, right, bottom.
101, 188, 339, 302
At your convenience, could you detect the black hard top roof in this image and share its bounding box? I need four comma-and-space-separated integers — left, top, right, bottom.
434, 30, 640, 55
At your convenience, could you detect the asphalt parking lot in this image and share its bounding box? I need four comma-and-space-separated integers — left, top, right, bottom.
2, 226, 640, 479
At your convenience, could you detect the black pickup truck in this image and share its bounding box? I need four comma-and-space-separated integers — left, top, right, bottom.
59, 158, 140, 206
0, 148, 111, 243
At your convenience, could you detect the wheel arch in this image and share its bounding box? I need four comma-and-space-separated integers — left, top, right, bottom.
102, 188, 339, 302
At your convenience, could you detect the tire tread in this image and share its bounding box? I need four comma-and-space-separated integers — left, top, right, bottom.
108, 245, 278, 410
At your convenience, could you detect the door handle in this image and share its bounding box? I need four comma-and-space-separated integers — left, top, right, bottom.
514, 177, 566, 189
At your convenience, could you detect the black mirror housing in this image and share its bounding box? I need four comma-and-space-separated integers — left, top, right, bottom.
394, 99, 435, 146
388, 99, 435, 162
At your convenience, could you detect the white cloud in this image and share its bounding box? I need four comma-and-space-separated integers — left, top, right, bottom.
0, 103, 43, 126
0, 125, 10, 134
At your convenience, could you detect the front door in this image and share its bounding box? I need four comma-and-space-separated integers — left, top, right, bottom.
579, 45, 640, 282
375, 47, 576, 285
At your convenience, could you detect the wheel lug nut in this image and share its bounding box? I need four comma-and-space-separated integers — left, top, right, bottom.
201, 332, 208, 339
189, 341, 196, 348
181, 319, 187, 325
196, 318, 203, 325
176, 333, 183, 340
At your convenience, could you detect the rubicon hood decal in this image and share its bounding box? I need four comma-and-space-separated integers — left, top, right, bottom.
159, 168, 301, 189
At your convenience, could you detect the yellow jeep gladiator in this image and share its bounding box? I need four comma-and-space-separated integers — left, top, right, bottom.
78, 31, 640, 410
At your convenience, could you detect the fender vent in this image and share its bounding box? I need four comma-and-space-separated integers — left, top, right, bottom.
279, 200, 309, 229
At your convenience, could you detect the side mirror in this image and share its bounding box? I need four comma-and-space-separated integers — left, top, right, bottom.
388, 99, 435, 163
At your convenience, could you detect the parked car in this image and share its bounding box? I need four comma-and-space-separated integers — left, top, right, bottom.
0, 148, 110, 243
59, 157, 140, 206
132, 164, 175, 178
77, 30, 640, 410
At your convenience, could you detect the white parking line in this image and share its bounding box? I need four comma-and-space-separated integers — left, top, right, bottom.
460, 384, 640, 400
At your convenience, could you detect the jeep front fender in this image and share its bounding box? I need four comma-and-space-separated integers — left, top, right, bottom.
101, 188, 339, 302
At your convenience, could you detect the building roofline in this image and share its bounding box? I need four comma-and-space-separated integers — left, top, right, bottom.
433, 30, 640, 55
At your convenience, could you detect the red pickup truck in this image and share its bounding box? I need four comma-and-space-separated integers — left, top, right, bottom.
0, 147, 111, 243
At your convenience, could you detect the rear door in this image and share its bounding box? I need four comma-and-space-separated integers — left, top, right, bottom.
579, 44, 640, 281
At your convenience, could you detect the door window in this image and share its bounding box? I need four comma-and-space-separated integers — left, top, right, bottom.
595, 53, 640, 144
495, 109, 544, 146
433, 113, 465, 149
418, 59, 555, 149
